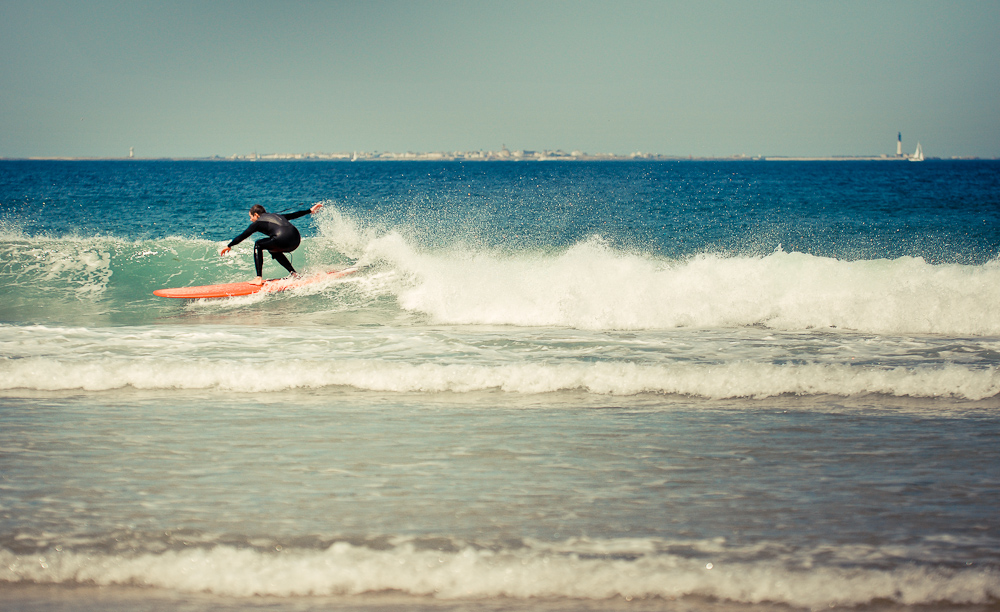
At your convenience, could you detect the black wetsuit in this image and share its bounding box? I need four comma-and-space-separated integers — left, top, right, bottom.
227, 210, 312, 277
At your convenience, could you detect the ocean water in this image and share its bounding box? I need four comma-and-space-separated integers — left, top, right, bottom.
0, 159, 998, 611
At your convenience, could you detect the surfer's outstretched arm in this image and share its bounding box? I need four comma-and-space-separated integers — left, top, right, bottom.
226, 222, 261, 248
220, 218, 266, 256
282, 203, 324, 221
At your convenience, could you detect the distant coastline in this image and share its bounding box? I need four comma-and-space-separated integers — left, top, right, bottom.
4, 147, 995, 162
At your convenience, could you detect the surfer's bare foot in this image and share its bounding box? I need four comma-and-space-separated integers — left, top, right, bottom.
250, 276, 264, 286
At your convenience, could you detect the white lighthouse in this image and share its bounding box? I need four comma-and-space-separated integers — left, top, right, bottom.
896, 133, 902, 157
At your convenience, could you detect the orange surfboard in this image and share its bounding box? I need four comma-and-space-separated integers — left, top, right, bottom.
153, 268, 357, 299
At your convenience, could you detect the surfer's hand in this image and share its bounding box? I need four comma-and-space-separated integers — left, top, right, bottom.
310, 203, 324, 214
220, 247, 231, 256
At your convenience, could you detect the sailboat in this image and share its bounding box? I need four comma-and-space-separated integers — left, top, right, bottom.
909, 142, 924, 162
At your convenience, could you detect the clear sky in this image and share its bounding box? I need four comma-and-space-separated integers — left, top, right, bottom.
2, 0, 998, 159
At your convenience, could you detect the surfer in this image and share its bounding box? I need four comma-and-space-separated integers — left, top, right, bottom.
220, 203, 324, 285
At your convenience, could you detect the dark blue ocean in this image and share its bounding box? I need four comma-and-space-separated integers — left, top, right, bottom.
1, 160, 999, 611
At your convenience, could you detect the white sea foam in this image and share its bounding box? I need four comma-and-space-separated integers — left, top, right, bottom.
1, 541, 996, 607
362, 237, 1000, 335
2, 323, 998, 399
0, 236, 116, 299
2, 356, 997, 399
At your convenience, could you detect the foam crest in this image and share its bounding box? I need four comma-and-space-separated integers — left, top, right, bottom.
0, 236, 116, 299
1, 542, 996, 607
365, 238, 1000, 335
2, 357, 996, 399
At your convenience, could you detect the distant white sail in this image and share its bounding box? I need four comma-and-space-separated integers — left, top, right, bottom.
910, 142, 924, 162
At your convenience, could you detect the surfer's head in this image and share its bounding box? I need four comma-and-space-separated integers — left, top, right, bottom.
249, 204, 266, 221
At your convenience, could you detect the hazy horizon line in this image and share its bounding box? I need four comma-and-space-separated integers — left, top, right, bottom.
4, 153, 997, 162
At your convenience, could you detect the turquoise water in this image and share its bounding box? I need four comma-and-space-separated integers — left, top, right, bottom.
1, 160, 999, 610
